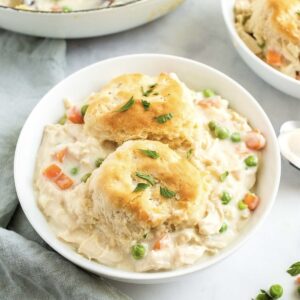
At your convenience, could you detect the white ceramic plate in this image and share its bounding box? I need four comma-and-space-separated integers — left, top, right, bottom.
0, 0, 184, 38
221, 0, 300, 99
14, 54, 281, 283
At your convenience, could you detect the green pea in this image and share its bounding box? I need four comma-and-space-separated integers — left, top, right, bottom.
231, 132, 241, 143
297, 286, 300, 296
95, 158, 104, 168
58, 114, 67, 125
238, 200, 247, 210
215, 126, 230, 140
131, 243, 146, 260
62, 6, 72, 12
255, 294, 269, 300
221, 191, 232, 205
220, 171, 229, 182
208, 121, 217, 131
81, 104, 89, 117
70, 167, 79, 175
203, 89, 215, 98
81, 173, 91, 183
244, 155, 258, 167
269, 284, 283, 299
219, 223, 228, 233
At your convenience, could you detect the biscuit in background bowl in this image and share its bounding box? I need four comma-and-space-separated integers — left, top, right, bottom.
14, 54, 280, 283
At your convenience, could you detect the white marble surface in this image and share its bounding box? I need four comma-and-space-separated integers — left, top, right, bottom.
66, 0, 300, 299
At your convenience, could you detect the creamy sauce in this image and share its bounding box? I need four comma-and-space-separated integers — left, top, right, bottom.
34, 76, 263, 272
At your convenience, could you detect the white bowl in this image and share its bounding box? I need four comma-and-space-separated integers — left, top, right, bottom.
221, 0, 300, 99
14, 54, 281, 283
0, 0, 184, 38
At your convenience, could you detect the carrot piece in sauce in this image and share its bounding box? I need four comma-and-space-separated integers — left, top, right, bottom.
43, 164, 73, 190
54, 173, 74, 190
266, 50, 282, 67
55, 148, 67, 163
243, 193, 260, 211
68, 107, 84, 124
43, 164, 62, 179
153, 235, 166, 251
245, 131, 266, 151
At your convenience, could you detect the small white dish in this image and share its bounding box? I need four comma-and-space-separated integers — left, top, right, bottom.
0, 0, 184, 38
14, 54, 281, 283
278, 121, 300, 169
221, 0, 300, 99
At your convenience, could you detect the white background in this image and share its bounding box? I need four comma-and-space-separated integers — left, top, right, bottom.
66, 0, 300, 299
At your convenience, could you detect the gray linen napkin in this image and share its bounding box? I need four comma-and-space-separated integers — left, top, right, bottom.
0, 30, 130, 300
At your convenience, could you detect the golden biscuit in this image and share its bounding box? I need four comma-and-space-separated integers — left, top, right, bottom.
250, 0, 300, 44
84, 73, 197, 148
89, 140, 207, 242
268, 0, 300, 44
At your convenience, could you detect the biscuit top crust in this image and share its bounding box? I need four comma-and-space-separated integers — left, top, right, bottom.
84, 73, 196, 146
268, 0, 300, 43
90, 140, 207, 229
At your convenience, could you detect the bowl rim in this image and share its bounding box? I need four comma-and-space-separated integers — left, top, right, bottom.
0, 0, 143, 14
221, 0, 300, 87
14, 53, 281, 282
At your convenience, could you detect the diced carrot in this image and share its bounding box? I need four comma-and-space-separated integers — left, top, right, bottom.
296, 277, 300, 284
68, 107, 84, 124
54, 173, 74, 190
55, 148, 67, 163
43, 164, 62, 179
266, 50, 282, 67
51, 4, 61, 12
153, 235, 166, 251
198, 98, 221, 109
245, 131, 266, 151
43, 164, 73, 190
243, 193, 260, 211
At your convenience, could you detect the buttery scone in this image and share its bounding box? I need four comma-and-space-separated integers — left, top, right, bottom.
84, 73, 197, 147
89, 140, 208, 247
235, 0, 300, 80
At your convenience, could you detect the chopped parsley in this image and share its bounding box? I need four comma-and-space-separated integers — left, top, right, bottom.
141, 83, 157, 97
134, 183, 150, 192
58, 114, 67, 125
155, 113, 173, 124
160, 186, 176, 198
80, 104, 89, 117
95, 158, 104, 168
141, 100, 150, 111
139, 149, 160, 159
287, 261, 300, 276
219, 223, 228, 233
136, 172, 157, 186
81, 173, 91, 183
220, 171, 229, 182
186, 149, 193, 159
116, 96, 135, 112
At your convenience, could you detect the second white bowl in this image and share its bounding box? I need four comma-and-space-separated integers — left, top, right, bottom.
221, 0, 300, 99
